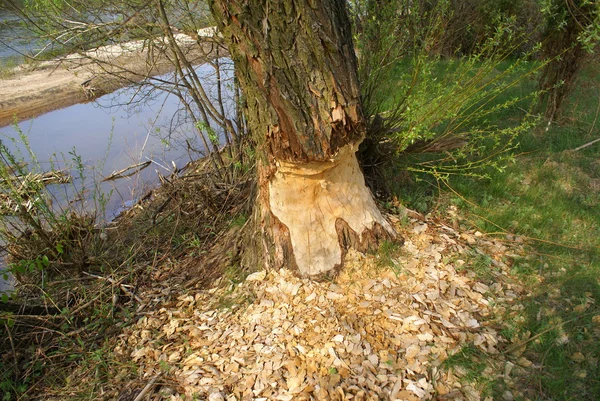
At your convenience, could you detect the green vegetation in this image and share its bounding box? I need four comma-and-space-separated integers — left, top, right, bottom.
1, 0, 599, 399
0, 130, 253, 399
443, 343, 493, 392
395, 56, 600, 401
0, 55, 23, 78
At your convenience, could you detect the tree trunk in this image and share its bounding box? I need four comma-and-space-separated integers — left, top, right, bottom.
538, 0, 596, 122
209, 0, 396, 277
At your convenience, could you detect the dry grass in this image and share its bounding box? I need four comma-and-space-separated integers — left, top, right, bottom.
0, 155, 255, 399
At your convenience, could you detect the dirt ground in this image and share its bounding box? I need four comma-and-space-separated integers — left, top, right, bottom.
79, 209, 531, 401
0, 35, 221, 127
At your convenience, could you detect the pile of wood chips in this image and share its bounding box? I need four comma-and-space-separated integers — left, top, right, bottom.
113, 214, 530, 401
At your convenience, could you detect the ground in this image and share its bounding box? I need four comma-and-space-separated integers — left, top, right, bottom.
0, 34, 219, 127
64, 208, 534, 401
2, 27, 599, 401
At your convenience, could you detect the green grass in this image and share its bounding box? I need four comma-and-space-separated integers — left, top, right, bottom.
394, 57, 600, 400
0, 55, 24, 78
443, 343, 495, 392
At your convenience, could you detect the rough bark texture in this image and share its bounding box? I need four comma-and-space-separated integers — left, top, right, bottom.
210, 0, 363, 162
210, 0, 396, 277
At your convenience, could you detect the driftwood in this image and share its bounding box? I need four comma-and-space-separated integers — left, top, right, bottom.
0, 170, 72, 215
101, 161, 151, 182
0, 170, 71, 186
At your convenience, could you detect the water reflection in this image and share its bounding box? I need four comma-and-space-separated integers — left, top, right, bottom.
0, 6, 36, 66
0, 59, 235, 291
2, 60, 234, 218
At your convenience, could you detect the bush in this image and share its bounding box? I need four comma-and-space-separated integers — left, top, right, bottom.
352, 0, 543, 188
538, 0, 600, 121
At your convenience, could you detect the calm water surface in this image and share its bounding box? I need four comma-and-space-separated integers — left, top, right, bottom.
0, 60, 235, 292
0, 6, 37, 66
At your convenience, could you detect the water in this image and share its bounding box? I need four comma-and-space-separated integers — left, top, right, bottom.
0, 4, 233, 293
0, 3, 210, 67
0, 5, 36, 66
0, 59, 236, 292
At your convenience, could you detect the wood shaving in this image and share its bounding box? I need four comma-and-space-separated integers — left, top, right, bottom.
112, 217, 529, 400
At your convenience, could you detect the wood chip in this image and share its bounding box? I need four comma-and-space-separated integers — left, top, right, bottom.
110, 215, 530, 400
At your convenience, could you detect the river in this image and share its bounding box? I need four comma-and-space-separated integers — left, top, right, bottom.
0, 3, 236, 293
0, 59, 236, 293
0, 4, 35, 67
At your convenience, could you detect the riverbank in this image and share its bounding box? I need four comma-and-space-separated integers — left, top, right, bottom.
0, 33, 223, 127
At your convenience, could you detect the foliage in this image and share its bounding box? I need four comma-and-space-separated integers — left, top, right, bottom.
352, 0, 544, 188
0, 134, 254, 398
538, 0, 600, 120
0, 135, 108, 400
439, 0, 543, 56
2, 1, 597, 399
0, 135, 106, 281
539, 0, 600, 53
14, 0, 212, 53
7, 0, 248, 185
401, 57, 600, 401
0, 1, 252, 395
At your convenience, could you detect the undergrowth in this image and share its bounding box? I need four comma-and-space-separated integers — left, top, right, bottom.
395, 56, 600, 400
0, 138, 253, 399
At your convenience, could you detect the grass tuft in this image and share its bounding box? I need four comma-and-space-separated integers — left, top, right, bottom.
394, 56, 600, 401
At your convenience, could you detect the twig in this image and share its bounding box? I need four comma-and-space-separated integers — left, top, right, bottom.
568, 89, 600, 152
82, 272, 142, 303
442, 180, 599, 252
4, 321, 19, 380
133, 373, 162, 401
0, 170, 70, 185
101, 161, 151, 182
0, 301, 60, 315
503, 312, 596, 355
570, 136, 600, 152
68, 292, 103, 316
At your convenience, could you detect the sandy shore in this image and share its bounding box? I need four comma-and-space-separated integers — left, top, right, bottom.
0, 34, 221, 127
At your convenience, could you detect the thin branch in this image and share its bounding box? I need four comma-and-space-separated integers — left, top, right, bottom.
4, 321, 19, 380
133, 373, 162, 401
81, 271, 142, 302
570, 136, 600, 152
568, 89, 600, 152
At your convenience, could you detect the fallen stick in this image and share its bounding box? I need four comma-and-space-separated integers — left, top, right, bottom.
101, 161, 151, 182
0, 301, 61, 315
570, 136, 600, 152
133, 373, 162, 401
82, 271, 142, 303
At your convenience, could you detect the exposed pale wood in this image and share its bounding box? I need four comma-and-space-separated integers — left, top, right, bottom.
269, 143, 394, 276
109, 215, 532, 400
210, 0, 397, 275
570, 136, 600, 152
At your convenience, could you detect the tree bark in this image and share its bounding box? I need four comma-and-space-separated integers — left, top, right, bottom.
209, 0, 396, 277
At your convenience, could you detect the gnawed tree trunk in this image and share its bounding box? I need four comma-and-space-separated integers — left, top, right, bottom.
209, 0, 397, 277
